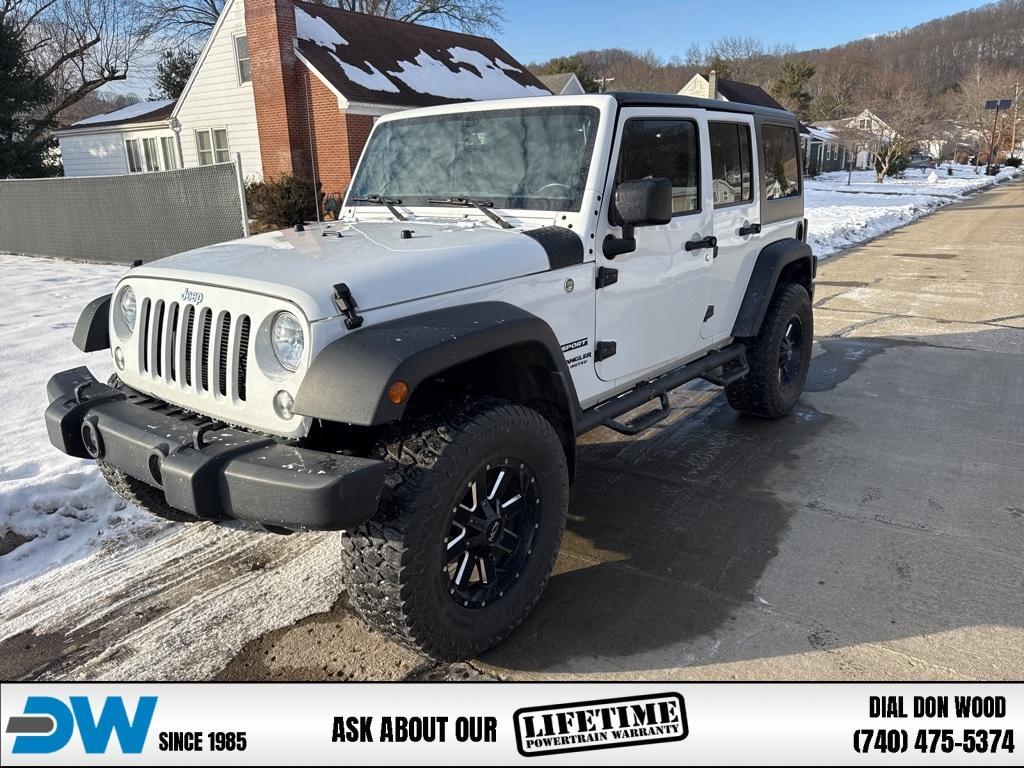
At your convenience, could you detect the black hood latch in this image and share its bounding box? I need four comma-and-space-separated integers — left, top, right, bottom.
332, 283, 364, 330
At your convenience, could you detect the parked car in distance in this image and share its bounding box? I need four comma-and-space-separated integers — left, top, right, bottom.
45, 93, 815, 660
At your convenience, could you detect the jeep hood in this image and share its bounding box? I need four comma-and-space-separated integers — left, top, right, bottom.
129, 220, 558, 321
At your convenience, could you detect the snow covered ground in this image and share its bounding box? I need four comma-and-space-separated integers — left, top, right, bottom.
805, 164, 1022, 258
0, 166, 1019, 679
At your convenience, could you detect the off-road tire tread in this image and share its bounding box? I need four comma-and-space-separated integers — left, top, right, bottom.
343, 399, 568, 660
726, 283, 812, 418
98, 461, 196, 522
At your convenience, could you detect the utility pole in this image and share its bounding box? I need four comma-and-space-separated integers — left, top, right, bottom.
595, 76, 615, 93
984, 99, 1011, 175
1010, 83, 1020, 161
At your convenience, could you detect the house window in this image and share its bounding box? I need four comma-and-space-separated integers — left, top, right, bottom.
762, 124, 801, 200
125, 139, 143, 173
858, 118, 870, 130
234, 35, 251, 85
142, 137, 162, 172
161, 136, 179, 170
709, 122, 753, 207
616, 119, 700, 214
196, 128, 231, 165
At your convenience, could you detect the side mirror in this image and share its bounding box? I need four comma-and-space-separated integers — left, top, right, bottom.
603, 177, 673, 259
612, 177, 673, 227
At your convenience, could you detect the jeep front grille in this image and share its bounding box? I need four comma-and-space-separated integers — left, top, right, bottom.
138, 298, 249, 402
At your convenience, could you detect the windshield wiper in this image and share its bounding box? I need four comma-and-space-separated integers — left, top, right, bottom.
352, 194, 407, 222
428, 197, 513, 229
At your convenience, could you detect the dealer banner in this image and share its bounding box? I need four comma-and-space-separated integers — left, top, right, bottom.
0, 683, 1019, 765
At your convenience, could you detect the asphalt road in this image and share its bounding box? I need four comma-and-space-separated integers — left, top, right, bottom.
3, 179, 1021, 681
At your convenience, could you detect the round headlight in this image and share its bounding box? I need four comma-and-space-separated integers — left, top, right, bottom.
271, 311, 305, 371
119, 286, 136, 330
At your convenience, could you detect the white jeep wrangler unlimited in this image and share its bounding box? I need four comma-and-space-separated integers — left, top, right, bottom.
46, 93, 814, 660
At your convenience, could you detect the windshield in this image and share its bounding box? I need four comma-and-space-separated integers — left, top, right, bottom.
348, 106, 600, 213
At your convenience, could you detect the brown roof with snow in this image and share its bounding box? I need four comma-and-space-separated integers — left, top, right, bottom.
292, 2, 551, 108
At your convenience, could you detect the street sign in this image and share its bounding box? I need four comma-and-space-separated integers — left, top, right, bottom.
985, 99, 1013, 109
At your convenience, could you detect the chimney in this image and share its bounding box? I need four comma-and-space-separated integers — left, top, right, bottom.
245, 0, 310, 179
708, 69, 718, 100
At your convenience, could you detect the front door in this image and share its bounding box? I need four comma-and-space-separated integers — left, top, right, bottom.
594, 108, 714, 382
702, 115, 762, 339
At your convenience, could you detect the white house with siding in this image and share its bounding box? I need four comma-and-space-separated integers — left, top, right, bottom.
56, 0, 549, 183
57, 0, 262, 178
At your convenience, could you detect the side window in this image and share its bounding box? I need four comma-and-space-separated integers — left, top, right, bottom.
616, 119, 699, 214
762, 124, 800, 200
125, 139, 142, 173
234, 35, 251, 85
709, 122, 753, 207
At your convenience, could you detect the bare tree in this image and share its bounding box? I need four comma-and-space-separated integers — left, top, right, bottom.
857, 80, 935, 181
947, 62, 1022, 166
3, 0, 155, 134
148, 0, 503, 43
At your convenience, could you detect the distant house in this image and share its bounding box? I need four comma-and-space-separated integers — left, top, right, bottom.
678, 71, 847, 175
677, 71, 785, 110
816, 110, 895, 170
55, 0, 549, 199
536, 73, 586, 95
56, 100, 179, 176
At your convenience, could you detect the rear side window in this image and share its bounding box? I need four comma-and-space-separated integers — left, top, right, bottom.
616, 119, 700, 214
709, 122, 753, 207
762, 124, 800, 199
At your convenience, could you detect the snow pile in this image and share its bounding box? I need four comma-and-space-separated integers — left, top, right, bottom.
0, 255, 162, 591
806, 164, 1022, 257
329, 53, 400, 94
387, 48, 549, 100
295, 6, 348, 48
72, 99, 175, 127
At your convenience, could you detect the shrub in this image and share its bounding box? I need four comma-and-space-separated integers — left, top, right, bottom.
879, 153, 910, 178
1005, 157, 1022, 168
246, 174, 322, 233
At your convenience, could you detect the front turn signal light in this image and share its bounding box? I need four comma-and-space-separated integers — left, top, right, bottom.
387, 380, 409, 405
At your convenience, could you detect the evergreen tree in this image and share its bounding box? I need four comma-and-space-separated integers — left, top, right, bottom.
0, 16, 57, 177
151, 48, 199, 100
771, 59, 816, 120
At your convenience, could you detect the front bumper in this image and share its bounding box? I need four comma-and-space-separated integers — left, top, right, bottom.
44, 367, 387, 531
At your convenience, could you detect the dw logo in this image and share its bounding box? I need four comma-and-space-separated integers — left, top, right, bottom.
6, 696, 157, 754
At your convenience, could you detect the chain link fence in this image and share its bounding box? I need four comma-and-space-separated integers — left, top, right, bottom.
0, 160, 249, 264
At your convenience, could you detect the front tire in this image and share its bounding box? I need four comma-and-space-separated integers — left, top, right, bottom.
726, 283, 813, 417
343, 399, 569, 660
98, 461, 196, 523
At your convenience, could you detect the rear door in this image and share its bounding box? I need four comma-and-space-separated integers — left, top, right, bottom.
594, 108, 714, 382
702, 115, 761, 340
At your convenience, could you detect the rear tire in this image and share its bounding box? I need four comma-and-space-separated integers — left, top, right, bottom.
726, 283, 813, 418
343, 399, 569, 661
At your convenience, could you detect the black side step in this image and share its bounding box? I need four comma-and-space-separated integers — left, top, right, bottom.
576, 343, 747, 436
602, 393, 670, 435
700, 351, 749, 386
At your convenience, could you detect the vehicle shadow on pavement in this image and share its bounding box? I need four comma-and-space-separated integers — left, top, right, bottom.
481, 330, 1023, 675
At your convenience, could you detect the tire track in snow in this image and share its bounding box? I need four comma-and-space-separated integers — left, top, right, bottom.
0, 521, 344, 680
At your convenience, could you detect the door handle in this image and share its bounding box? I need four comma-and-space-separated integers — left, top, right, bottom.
738, 223, 761, 236
684, 235, 718, 259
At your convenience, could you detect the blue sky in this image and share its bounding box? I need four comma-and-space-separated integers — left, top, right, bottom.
495, 0, 990, 64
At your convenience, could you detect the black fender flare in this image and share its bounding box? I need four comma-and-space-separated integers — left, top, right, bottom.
293, 302, 581, 430
731, 239, 815, 338
73, 294, 111, 352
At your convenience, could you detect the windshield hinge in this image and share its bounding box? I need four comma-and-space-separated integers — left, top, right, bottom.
596, 266, 618, 289
333, 283, 364, 330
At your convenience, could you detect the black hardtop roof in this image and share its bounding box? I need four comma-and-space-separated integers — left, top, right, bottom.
609, 91, 797, 122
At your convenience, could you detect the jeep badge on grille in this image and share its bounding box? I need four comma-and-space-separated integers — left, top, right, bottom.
181, 288, 204, 304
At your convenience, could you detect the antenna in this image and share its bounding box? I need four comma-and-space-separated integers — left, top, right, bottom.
304, 68, 322, 225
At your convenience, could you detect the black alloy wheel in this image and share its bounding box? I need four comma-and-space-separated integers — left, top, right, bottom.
444, 458, 540, 609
